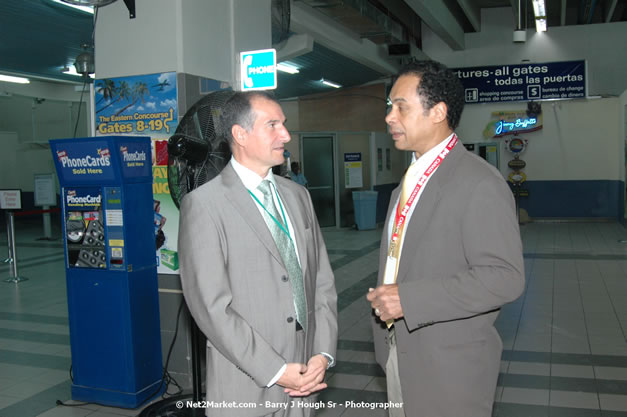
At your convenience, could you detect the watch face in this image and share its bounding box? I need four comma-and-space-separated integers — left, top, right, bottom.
66, 219, 85, 243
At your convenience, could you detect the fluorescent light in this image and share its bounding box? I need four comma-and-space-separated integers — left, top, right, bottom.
320, 78, 341, 88
51, 0, 94, 14
63, 66, 95, 79
532, 0, 547, 32
276, 62, 300, 74
532, 0, 546, 18
535, 18, 547, 32
0, 74, 30, 84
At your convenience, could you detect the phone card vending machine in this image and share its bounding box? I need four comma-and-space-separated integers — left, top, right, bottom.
50, 136, 164, 408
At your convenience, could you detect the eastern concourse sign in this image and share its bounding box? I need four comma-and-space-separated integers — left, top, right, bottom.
452, 60, 586, 104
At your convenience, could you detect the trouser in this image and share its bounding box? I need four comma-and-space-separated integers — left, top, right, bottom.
386, 328, 406, 417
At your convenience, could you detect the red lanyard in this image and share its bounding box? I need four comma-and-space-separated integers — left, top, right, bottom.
389, 135, 457, 255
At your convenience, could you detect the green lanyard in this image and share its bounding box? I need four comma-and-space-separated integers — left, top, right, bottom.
248, 185, 292, 239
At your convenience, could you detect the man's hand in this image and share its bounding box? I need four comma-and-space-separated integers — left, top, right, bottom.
276, 363, 307, 391
284, 354, 328, 396
367, 285, 404, 322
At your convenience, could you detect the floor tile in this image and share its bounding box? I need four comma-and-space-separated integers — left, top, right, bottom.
551, 364, 595, 378
501, 387, 550, 406
599, 394, 627, 412
550, 390, 600, 409
595, 367, 627, 381
508, 361, 550, 376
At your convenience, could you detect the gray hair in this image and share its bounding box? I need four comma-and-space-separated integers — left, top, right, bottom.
219, 91, 279, 146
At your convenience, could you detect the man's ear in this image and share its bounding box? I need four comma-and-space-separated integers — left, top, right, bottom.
430, 102, 448, 125
232, 125, 246, 146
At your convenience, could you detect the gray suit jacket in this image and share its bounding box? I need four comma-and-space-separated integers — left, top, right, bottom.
179, 164, 338, 417
372, 142, 525, 417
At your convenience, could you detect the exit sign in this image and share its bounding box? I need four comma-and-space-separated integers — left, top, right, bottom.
240, 49, 277, 91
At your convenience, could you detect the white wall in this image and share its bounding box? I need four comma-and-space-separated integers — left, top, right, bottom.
423, 8, 627, 97
0, 80, 89, 192
457, 97, 622, 181
97, 0, 271, 86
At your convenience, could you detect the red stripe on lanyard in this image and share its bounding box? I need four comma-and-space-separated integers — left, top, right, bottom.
390, 135, 457, 249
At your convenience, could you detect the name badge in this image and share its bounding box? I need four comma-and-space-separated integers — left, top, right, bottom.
383, 256, 398, 285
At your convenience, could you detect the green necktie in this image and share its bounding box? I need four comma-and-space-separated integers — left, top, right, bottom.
257, 180, 307, 332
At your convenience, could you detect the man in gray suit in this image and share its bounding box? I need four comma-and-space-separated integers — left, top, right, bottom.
367, 61, 525, 416
178, 91, 337, 417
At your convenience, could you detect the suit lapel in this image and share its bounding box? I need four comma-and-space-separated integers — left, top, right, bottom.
221, 165, 284, 266
396, 143, 465, 283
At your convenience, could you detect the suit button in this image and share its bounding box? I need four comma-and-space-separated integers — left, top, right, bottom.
287, 316, 294, 323
281, 275, 289, 282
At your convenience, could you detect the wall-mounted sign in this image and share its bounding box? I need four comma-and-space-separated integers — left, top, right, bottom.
452, 60, 586, 104
240, 49, 277, 91
344, 152, 363, 188
95, 72, 177, 136
505, 137, 528, 154
484, 110, 543, 138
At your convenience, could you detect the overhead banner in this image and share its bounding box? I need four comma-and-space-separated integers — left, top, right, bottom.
453, 60, 586, 104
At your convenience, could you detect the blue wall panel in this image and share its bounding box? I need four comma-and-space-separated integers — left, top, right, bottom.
516, 180, 625, 219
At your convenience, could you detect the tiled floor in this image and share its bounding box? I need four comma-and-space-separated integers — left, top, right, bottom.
1, 219, 626, 416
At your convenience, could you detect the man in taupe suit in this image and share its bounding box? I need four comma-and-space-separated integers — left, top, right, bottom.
179, 91, 337, 417
367, 61, 525, 416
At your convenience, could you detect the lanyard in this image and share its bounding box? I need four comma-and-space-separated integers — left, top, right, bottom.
388, 134, 457, 256
248, 185, 292, 239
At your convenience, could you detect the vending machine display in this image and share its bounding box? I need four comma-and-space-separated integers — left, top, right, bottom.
50, 136, 164, 408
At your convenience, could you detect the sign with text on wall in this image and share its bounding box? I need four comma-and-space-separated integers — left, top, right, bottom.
344, 153, 363, 189
240, 49, 277, 91
95, 72, 180, 275
452, 60, 586, 104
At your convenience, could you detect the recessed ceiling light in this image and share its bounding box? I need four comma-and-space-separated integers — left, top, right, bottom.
50, 0, 94, 14
63, 66, 95, 79
532, 0, 547, 32
277, 62, 300, 74
0, 74, 30, 84
320, 78, 341, 88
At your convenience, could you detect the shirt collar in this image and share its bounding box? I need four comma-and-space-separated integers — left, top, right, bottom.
411, 132, 455, 164
230, 157, 276, 191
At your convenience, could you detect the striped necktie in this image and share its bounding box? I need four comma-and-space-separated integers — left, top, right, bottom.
257, 180, 307, 332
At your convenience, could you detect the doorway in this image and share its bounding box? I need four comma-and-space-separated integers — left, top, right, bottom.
301, 135, 336, 227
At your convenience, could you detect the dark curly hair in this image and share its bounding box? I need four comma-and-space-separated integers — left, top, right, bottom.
396, 60, 465, 130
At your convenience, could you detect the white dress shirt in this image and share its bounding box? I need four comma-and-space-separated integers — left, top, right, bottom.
384, 133, 455, 285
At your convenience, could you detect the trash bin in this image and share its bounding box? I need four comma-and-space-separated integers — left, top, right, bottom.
352, 191, 378, 230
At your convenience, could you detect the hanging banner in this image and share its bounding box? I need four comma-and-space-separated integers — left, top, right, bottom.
453, 60, 586, 104
95, 72, 179, 274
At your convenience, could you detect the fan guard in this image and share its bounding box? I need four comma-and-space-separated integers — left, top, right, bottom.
167, 90, 235, 208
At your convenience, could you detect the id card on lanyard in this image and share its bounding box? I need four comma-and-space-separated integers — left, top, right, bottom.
383, 134, 457, 285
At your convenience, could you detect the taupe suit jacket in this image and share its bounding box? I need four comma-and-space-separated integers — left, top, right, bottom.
372, 142, 525, 417
179, 164, 338, 417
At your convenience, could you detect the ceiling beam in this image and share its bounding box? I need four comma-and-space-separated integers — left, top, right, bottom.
510, 0, 520, 30
290, 1, 404, 75
456, 0, 481, 32
606, 0, 618, 22
403, 0, 465, 50
276, 34, 314, 62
